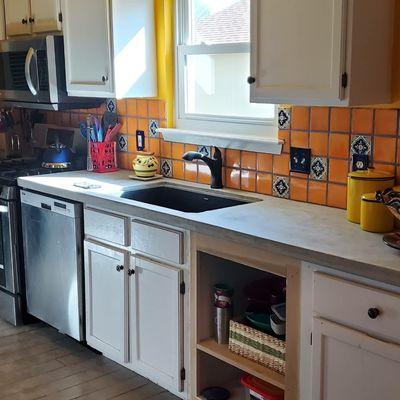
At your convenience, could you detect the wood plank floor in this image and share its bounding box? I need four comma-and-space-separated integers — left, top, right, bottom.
0, 320, 179, 400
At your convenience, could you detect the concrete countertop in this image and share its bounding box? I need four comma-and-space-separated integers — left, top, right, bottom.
18, 170, 400, 286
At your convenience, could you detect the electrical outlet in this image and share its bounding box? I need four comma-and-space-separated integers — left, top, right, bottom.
136, 130, 145, 151
290, 147, 311, 174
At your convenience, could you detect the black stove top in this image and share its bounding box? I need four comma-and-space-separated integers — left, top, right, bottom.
0, 158, 76, 186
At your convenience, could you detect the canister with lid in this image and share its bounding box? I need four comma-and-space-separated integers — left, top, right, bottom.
347, 170, 395, 223
360, 193, 394, 233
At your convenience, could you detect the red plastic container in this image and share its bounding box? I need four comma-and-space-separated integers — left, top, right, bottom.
90, 141, 118, 173
241, 375, 284, 400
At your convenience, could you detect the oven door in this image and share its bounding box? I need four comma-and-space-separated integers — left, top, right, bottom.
0, 37, 52, 104
0, 199, 20, 295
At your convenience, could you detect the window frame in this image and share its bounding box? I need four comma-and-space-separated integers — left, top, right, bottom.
174, 0, 277, 137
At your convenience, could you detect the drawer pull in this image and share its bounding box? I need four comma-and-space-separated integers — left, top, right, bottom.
116, 265, 124, 272
368, 308, 380, 320
128, 269, 135, 276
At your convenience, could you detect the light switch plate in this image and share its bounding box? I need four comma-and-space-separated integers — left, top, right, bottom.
290, 147, 311, 174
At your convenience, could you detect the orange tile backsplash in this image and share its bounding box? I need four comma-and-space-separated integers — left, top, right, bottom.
44, 101, 400, 210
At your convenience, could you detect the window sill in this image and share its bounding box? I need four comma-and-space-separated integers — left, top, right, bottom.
157, 128, 283, 155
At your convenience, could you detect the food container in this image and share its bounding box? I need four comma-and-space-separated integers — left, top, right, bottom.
214, 284, 234, 309
360, 193, 394, 233
347, 170, 395, 223
241, 375, 284, 400
132, 153, 159, 178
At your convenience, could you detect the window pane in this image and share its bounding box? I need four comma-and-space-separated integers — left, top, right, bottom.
185, 52, 275, 119
190, 0, 250, 45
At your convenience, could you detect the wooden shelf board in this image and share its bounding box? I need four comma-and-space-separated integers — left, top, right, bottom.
197, 339, 286, 391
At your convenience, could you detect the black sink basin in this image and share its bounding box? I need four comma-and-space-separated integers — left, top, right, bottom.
120, 186, 254, 213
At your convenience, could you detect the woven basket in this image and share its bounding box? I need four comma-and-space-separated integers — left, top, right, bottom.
228, 319, 286, 375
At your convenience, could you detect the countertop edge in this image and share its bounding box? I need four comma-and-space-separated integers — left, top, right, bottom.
17, 177, 400, 287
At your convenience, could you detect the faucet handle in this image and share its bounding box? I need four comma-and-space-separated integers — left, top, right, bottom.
212, 147, 222, 160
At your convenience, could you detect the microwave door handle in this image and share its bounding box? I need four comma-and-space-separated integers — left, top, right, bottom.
25, 48, 38, 96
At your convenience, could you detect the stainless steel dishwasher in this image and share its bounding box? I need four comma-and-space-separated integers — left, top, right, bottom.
20, 190, 84, 341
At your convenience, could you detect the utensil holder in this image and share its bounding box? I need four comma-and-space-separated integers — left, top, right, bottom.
90, 142, 118, 173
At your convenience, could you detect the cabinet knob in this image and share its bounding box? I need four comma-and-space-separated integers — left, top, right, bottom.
128, 269, 135, 276
21, 18, 28, 24
368, 308, 380, 320
29, 17, 35, 23
116, 265, 124, 272
247, 76, 256, 84
102, 75, 109, 83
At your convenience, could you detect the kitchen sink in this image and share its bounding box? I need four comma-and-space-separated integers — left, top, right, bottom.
120, 185, 258, 213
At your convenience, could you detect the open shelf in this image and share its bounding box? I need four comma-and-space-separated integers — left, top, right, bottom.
197, 339, 286, 390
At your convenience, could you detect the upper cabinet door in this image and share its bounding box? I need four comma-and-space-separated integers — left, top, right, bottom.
129, 256, 184, 393
61, 0, 114, 97
250, 0, 394, 106
250, 0, 347, 105
4, 0, 31, 36
30, 0, 62, 33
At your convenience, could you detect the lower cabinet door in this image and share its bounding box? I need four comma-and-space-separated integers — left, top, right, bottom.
312, 318, 400, 400
129, 255, 183, 392
84, 241, 128, 363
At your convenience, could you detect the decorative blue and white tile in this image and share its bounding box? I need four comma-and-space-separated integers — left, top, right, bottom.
197, 145, 211, 158
161, 159, 173, 177
310, 157, 328, 181
149, 120, 159, 138
273, 176, 290, 199
278, 106, 291, 130
117, 134, 128, 152
106, 98, 117, 113
351, 135, 371, 155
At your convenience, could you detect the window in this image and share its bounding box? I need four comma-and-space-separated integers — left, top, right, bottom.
175, 0, 276, 138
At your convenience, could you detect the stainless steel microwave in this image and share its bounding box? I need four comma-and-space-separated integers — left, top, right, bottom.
0, 35, 102, 110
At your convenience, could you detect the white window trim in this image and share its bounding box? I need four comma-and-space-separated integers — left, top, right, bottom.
165, 0, 281, 152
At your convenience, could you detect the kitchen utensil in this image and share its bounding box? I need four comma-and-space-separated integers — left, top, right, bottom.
215, 306, 231, 344
245, 312, 272, 333
270, 314, 286, 336
41, 135, 74, 169
241, 375, 284, 400
347, 169, 395, 223
360, 192, 394, 233
131, 152, 159, 178
86, 116, 93, 172
104, 123, 122, 142
101, 111, 118, 133
200, 387, 230, 400
214, 283, 234, 309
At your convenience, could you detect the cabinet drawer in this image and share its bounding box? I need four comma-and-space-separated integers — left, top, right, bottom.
131, 220, 184, 265
313, 273, 400, 341
84, 208, 128, 246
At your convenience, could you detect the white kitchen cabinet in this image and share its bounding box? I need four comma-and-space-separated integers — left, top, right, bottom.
30, 0, 62, 33
312, 318, 400, 400
4, 0, 31, 36
250, 0, 395, 106
61, 0, 157, 98
129, 256, 184, 393
84, 241, 128, 364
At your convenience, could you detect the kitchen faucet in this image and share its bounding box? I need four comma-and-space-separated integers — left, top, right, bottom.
182, 147, 223, 189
